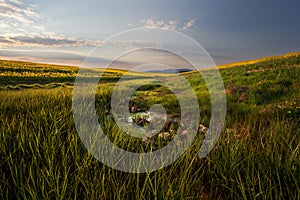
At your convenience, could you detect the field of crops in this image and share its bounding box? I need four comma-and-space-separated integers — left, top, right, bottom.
0, 53, 299, 199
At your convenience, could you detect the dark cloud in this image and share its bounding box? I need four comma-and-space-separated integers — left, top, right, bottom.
11, 35, 80, 46
0, 49, 134, 68
0, 35, 100, 47
0, 36, 13, 43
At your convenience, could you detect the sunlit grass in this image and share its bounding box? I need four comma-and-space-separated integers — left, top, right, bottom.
0, 60, 173, 87
217, 52, 300, 69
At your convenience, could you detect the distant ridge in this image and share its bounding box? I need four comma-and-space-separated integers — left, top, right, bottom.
1, 52, 299, 74
146, 68, 192, 74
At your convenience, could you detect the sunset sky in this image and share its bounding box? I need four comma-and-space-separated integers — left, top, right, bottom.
0, 0, 299, 69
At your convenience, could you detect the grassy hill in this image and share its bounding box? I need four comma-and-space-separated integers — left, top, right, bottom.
0, 59, 170, 89
0, 53, 299, 199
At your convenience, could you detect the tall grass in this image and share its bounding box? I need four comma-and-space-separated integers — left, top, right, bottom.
1, 87, 299, 199
0, 54, 299, 199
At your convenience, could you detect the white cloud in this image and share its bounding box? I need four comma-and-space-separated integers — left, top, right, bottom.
140, 18, 178, 30
0, 23, 10, 29
0, 1, 99, 48
8, 0, 22, 5
140, 18, 163, 28
0, 1, 161, 57
181, 19, 197, 30
0, 1, 88, 49
163, 20, 178, 30
139, 18, 197, 31
33, 25, 46, 31
0, 0, 42, 35
23, 7, 42, 19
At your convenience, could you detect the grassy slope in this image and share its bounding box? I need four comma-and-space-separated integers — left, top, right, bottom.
217, 52, 300, 69
0, 53, 299, 199
0, 60, 171, 89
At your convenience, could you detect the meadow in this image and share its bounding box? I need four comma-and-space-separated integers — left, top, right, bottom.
0, 53, 299, 199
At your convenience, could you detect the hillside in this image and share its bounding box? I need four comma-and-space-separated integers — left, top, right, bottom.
0, 59, 170, 89
0, 53, 299, 199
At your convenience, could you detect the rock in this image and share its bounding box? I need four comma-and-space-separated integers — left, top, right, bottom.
142, 137, 150, 146
130, 106, 137, 113
181, 130, 188, 136
199, 124, 209, 134
133, 117, 150, 126
105, 109, 110, 115
158, 132, 170, 139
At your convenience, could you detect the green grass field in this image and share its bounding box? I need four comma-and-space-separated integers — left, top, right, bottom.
0, 53, 299, 199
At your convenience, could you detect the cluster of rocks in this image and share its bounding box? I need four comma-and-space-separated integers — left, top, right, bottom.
130, 106, 142, 113
199, 124, 209, 135
132, 117, 150, 126
141, 124, 210, 147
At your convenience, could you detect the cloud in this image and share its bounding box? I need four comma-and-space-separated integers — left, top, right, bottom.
0, 49, 140, 68
181, 19, 197, 30
111, 48, 194, 70
22, 6, 42, 19
0, 34, 95, 47
0, 0, 43, 33
0, 0, 161, 49
0, 49, 102, 66
7, 0, 22, 5
0, 1, 165, 65
139, 18, 197, 30
140, 18, 179, 30
0, 34, 161, 48
0, 8, 31, 25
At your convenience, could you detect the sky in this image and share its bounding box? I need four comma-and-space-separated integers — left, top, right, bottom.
0, 0, 299, 69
